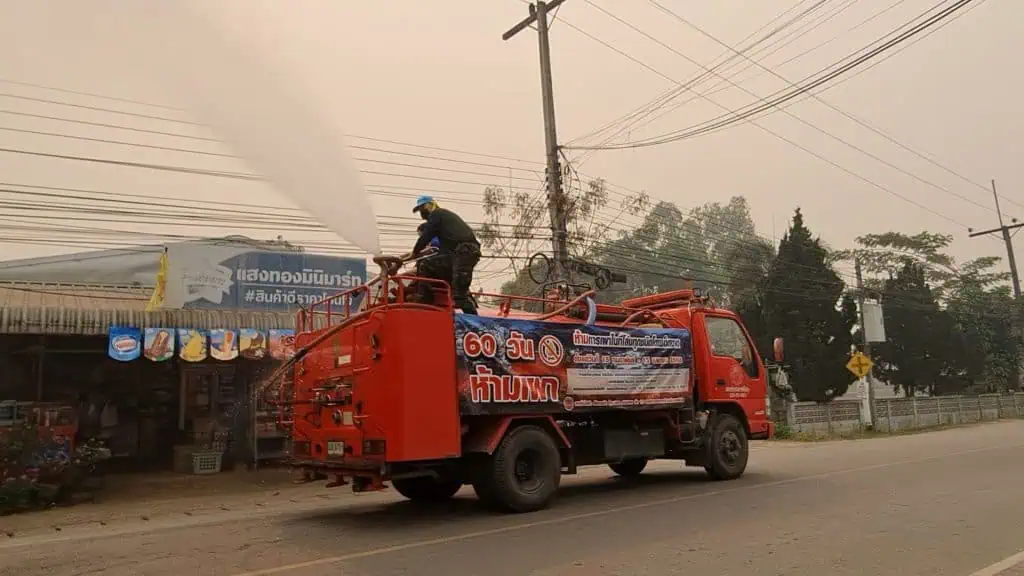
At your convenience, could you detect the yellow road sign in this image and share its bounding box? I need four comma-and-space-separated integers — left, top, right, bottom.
846, 352, 873, 379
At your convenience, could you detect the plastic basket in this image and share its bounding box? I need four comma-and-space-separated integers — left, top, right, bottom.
191, 451, 223, 475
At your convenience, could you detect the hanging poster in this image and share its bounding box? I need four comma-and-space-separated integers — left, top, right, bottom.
239, 329, 267, 359
210, 329, 239, 361
143, 328, 175, 361
178, 329, 208, 362
269, 329, 296, 360
108, 327, 142, 362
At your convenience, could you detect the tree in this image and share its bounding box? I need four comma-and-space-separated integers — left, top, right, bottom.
840, 230, 1018, 395
484, 188, 773, 314
480, 177, 636, 298
597, 196, 770, 304
599, 200, 693, 301
946, 274, 1020, 393
874, 261, 960, 396
761, 208, 857, 402
479, 177, 613, 273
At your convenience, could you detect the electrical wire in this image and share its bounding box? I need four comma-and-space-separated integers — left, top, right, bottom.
0, 76, 995, 291
570, 0, 838, 149
576, 0, 892, 151
571, 0, 979, 149
582, 0, 1000, 214
537, 0, 987, 229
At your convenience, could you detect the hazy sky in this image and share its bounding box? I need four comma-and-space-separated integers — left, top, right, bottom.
0, 0, 1020, 290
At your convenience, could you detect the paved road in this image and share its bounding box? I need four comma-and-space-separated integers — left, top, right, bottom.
3, 421, 1024, 576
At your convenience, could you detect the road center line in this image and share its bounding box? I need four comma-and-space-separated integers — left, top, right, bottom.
233, 442, 1024, 576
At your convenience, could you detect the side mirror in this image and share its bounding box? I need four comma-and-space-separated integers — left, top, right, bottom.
773, 337, 784, 362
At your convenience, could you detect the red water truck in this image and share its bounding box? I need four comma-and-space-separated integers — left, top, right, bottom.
276, 256, 774, 513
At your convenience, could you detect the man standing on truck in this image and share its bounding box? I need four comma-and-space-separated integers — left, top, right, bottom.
406, 195, 481, 314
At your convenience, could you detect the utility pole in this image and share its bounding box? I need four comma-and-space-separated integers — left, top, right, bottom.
503, 0, 570, 282
968, 179, 1023, 298
969, 179, 1024, 390
854, 257, 876, 426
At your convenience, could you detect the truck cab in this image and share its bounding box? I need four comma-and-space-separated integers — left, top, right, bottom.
281, 272, 772, 514
621, 290, 773, 441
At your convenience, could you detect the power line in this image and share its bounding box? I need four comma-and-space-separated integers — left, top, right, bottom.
0, 178, 864, 287
0, 81, 981, 286
615, 0, 1002, 214
0, 77, 183, 111
570, 0, 980, 149
0, 91, 202, 126
546, 1, 979, 228
570, 0, 837, 149
580, 0, 924, 150
0, 106, 805, 267
0, 125, 546, 176
0, 114, 954, 281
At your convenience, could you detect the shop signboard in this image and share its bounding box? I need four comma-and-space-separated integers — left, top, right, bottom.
162, 242, 366, 311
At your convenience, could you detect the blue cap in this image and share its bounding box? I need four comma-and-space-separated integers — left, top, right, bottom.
413, 195, 434, 213
429, 237, 440, 248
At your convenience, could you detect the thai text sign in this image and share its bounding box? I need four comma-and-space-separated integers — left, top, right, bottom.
454, 316, 692, 416
162, 242, 366, 310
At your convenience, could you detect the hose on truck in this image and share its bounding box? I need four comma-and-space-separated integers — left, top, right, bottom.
535, 289, 598, 323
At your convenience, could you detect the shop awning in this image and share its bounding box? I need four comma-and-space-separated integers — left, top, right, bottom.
0, 282, 296, 335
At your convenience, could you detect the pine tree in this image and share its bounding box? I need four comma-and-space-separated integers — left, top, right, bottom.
763, 209, 857, 402
877, 261, 958, 396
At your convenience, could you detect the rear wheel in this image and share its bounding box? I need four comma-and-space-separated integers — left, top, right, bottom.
391, 475, 463, 503
477, 425, 561, 513
704, 413, 749, 480
609, 458, 648, 477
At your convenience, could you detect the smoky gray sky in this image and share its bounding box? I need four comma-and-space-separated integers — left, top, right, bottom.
0, 0, 1020, 290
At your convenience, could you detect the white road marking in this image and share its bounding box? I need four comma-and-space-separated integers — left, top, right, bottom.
230, 442, 1024, 576
968, 550, 1024, 576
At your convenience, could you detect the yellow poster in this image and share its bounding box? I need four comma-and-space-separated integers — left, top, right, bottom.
177, 329, 208, 362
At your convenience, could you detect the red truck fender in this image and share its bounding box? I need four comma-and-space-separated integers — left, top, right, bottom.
462, 415, 572, 455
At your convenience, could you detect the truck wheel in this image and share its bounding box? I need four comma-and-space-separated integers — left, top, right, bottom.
391, 476, 463, 503
609, 458, 648, 477
482, 425, 562, 513
704, 413, 748, 481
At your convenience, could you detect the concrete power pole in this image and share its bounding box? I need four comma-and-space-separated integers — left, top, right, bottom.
968, 179, 1024, 389
854, 257, 876, 426
503, 0, 570, 282
968, 179, 1023, 298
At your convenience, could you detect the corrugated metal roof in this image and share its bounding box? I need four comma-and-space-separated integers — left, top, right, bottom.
0, 282, 296, 335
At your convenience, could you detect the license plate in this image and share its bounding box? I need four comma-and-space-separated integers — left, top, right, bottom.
327, 441, 345, 456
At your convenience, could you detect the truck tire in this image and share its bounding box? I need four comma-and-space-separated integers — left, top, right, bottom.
609, 458, 648, 477
479, 425, 562, 513
704, 413, 748, 481
391, 476, 463, 503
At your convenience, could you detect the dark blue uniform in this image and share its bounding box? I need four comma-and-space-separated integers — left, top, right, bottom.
413, 208, 480, 314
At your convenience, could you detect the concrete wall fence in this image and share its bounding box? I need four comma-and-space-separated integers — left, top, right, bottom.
781, 394, 1024, 437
